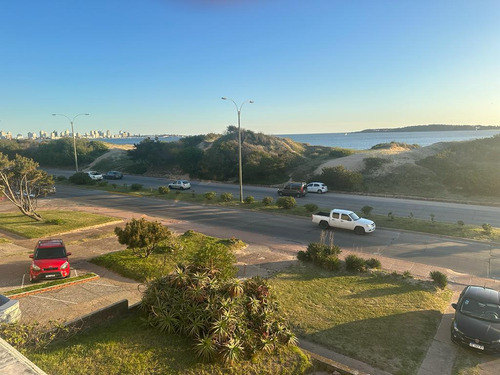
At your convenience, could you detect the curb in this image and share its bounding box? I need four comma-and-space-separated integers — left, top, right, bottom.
6, 274, 100, 299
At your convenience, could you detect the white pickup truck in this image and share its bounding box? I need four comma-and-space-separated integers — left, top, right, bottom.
311, 209, 376, 235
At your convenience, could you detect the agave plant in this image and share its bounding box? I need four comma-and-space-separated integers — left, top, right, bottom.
194, 334, 217, 362
226, 279, 244, 298
221, 337, 244, 364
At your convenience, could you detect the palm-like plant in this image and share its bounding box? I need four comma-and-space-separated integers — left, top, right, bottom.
221, 337, 244, 364
194, 334, 217, 362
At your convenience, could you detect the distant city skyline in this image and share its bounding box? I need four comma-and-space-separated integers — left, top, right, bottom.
1, 1, 499, 136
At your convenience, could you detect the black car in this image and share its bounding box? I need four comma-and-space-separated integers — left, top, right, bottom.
277, 182, 307, 197
103, 171, 123, 179
451, 285, 500, 354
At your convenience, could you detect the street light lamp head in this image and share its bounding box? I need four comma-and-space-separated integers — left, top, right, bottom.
249, 100, 254, 104
221, 97, 227, 100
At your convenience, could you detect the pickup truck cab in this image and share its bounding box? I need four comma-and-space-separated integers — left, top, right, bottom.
311, 209, 376, 234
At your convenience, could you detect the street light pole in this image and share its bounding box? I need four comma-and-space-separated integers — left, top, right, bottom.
52, 113, 89, 172
221, 97, 254, 203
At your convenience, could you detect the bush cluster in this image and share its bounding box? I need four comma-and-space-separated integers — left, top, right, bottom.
297, 242, 342, 271
130, 183, 143, 191
430, 270, 448, 289
220, 192, 233, 202
276, 196, 296, 209
69, 172, 93, 185
262, 196, 273, 206
141, 267, 297, 364
204, 191, 217, 200
304, 203, 318, 213
158, 186, 170, 194
244, 195, 255, 204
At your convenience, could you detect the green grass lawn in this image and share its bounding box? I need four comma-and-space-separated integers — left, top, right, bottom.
0, 210, 121, 238
26, 313, 311, 375
90, 230, 245, 282
269, 263, 453, 375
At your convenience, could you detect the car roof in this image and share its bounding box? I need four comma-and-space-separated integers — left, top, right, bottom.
308, 182, 325, 184
332, 209, 355, 214
464, 286, 500, 304
37, 239, 64, 248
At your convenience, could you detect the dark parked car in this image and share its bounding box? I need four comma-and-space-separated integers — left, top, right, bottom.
277, 182, 307, 197
103, 171, 123, 179
451, 285, 500, 354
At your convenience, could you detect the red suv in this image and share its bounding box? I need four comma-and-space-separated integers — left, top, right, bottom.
29, 239, 72, 282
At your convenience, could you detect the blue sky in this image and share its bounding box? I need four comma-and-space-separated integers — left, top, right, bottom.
1, 0, 499, 136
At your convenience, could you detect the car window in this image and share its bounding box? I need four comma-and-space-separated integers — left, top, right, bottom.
332, 213, 340, 219
341, 214, 351, 221
460, 297, 500, 322
35, 247, 67, 259
349, 213, 360, 221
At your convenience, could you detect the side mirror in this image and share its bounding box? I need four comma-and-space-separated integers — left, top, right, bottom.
66, 252, 72, 256
29, 254, 34, 258
451, 303, 457, 310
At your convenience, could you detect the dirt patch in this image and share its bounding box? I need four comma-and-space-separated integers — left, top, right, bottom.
314, 142, 448, 175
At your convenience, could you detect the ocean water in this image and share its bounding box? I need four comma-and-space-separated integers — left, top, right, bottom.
276, 129, 500, 150
101, 130, 500, 150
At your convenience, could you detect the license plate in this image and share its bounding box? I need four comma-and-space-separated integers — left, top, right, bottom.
45, 274, 55, 278
469, 342, 484, 350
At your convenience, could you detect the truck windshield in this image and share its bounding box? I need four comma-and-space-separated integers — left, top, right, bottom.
349, 213, 360, 221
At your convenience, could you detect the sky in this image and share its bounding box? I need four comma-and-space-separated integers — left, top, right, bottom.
1, 0, 499, 137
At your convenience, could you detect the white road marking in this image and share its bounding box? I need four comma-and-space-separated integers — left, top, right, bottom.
87, 282, 120, 288
30, 295, 78, 304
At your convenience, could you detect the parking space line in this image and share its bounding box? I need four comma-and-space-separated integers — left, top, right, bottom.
30, 295, 78, 305
87, 282, 120, 288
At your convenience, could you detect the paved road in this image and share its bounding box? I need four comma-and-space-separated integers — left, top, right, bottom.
46, 168, 500, 227
52, 185, 500, 279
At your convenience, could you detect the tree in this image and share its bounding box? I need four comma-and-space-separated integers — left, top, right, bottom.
0, 153, 53, 221
114, 218, 171, 258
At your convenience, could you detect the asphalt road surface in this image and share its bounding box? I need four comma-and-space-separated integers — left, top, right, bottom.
52, 185, 500, 280
46, 168, 500, 227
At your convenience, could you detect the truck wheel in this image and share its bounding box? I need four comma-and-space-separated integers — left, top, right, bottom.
319, 221, 329, 230
296, 193, 301, 198
317, 190, 323, 194
354, 226, 365, 235
278, 191, 283, 196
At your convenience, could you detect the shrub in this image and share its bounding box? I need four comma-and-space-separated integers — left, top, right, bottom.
345, 254, 366, 272
365, 258, 381, 269
56, 175, 67, 181
276, 196, 296, 209
297, 250, 310, 262
190, 242, 237, 280
323, 255, 341, 271
304, 203, 318, 213
111, 183, 117, 189
141, 269, 297, 364
430, 270, 448, 289
262, 196, 273, 206
130, 183, 143, 191
69, 172, 93, 185
220, 192, 233, 202
44, 218, 64, 225
204, 191, 217, 200
244, 195, 255, 204
403, 270, 413, 279
0, 321, 71, 352
114, 218, 172, 258
430, 213, 435, 223
457, 220, 465, 227
97, 181, 108, 187
361, 205, 373, 216
482, 223, 492, 235
387, 212, 394, 220
158, 186, 170, 194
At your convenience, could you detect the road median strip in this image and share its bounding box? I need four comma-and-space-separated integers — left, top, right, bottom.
4, 273, 100, 299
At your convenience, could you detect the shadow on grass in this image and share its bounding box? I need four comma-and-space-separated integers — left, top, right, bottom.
302, 310, 442, 375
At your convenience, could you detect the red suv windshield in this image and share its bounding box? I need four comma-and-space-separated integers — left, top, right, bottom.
34, 247, 67, 259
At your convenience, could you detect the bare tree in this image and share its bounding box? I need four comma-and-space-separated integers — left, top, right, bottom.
0, 153, 53, 221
